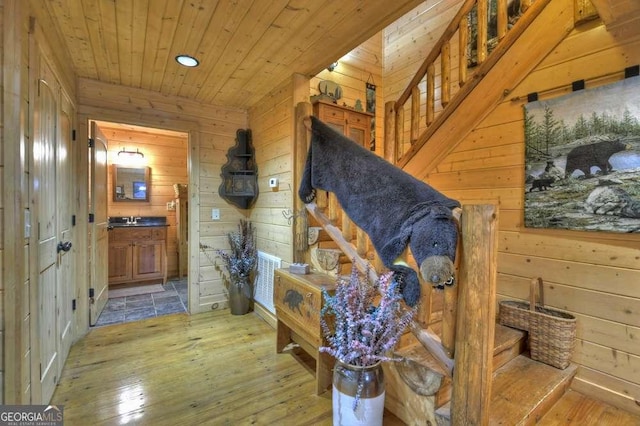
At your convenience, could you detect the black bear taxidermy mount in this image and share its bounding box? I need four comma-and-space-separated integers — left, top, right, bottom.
299, 116, 460, 307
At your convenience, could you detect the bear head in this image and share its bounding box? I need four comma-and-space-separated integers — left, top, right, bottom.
409, 206, 458, 290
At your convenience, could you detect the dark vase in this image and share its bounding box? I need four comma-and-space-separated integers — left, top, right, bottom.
228, 277, 251, 315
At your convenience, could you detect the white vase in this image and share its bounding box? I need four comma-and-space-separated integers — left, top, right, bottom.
332, 360, 385, 426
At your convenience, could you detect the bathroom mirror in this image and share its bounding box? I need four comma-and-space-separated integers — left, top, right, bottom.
113, 165, 151, 202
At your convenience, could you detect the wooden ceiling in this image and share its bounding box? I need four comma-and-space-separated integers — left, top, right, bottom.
38, 0, 423, 108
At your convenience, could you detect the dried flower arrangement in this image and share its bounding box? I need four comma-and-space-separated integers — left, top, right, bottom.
200, 219, 257, 298
320, 267, 415, 366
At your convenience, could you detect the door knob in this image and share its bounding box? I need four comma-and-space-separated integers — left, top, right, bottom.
57, 241, 72, 253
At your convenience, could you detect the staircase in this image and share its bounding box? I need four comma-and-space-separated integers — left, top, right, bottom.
293, 0, 596, 424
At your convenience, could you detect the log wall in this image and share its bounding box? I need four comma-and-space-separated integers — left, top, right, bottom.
383, 0, 640, 414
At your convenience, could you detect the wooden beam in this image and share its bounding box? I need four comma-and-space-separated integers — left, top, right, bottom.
451, 204, 498, 426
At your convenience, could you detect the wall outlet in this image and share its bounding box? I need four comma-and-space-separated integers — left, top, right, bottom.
269, 177, 279, 188
211, 208, 220, 220
166, 201, 176, 211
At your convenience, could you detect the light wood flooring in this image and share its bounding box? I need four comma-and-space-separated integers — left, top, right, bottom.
52, 310, 402, 425
52, 310, 640, 425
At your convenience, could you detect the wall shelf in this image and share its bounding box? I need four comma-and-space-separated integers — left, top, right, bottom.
219, 129, 258, 209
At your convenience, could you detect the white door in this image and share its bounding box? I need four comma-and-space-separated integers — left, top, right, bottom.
89, 122, 109, 325
32, 56, 74, 403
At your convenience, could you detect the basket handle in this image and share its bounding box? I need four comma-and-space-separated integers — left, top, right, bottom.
529, 277, 544, 312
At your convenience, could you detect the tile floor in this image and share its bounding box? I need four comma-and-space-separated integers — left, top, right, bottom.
94, 278, 188, 327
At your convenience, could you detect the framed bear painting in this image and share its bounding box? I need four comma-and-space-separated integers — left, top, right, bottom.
523, 75, 640, 233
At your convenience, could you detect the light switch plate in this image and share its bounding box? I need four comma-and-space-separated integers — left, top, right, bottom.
211, 208, 220, 220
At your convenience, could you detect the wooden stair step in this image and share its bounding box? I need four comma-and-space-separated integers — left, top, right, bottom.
435, 355, 577, 425
493, 323, 527, 370
490, 355, 578, 425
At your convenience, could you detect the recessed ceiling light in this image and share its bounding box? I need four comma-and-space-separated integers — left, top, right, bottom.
175, 55, 199, 67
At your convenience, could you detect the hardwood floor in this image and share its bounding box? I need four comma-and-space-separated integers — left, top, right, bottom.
52, 310, 404, 425
52, 310, 640, 425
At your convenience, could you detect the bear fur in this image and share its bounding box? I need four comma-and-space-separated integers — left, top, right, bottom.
565, 140, 628, 179
299, 116, 460, 306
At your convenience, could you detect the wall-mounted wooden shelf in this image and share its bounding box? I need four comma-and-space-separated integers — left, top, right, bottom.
219, 129, 258, 209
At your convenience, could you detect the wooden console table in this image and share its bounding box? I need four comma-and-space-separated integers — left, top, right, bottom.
274, 269, 337, 395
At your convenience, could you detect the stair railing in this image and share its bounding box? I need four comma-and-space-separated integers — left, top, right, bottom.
385, 0, 543, 167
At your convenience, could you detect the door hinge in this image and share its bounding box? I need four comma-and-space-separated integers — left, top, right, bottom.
88, 138, 94, 148
72, 129, 77, 141
72, 299, 76, 311
88, 213, 95, 223
72, 214, 76, 226
89, 288, 95, 298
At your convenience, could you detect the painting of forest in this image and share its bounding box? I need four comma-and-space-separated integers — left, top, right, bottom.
523, 75, 640, 233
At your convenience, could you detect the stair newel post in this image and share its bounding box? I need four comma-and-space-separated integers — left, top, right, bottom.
295, 102, 313, 264
441, 207, 463, 358
451, 204, 498, 426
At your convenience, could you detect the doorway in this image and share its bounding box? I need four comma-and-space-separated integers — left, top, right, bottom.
89, 121, 190, 327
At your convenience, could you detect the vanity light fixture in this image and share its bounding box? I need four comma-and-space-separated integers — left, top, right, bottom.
175, 54, 200, 67
117, 148, 144, 159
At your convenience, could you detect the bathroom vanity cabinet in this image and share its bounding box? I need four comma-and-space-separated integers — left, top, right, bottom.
108, 226, 167, 285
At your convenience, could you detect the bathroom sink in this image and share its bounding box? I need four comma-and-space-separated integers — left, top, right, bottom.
108, 216, 167, 229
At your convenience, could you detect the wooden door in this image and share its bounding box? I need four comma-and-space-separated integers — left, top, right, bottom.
90, 122, 109, 325
33, 64, 59, 403
32, 56, 75, 403
57, 90, 75, 362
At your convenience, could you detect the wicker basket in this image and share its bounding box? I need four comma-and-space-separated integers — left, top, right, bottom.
499, 277, 576, 369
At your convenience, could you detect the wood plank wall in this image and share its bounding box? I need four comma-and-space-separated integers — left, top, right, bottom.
310, 32, 385, 156
383, 0, 640, 414
247, 79, 296, 265
99, 123, 188, 279
76, 78, 248, 316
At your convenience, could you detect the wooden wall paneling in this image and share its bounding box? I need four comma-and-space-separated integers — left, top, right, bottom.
498, 231, 640, 270
2, 0, 27, 404
572, 366, 640, 414
385, 0, 640, 412
78, 79, 246, 315
248, 77, 296, 273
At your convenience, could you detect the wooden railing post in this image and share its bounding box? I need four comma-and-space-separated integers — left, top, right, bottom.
451, 204, 498, 426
